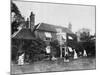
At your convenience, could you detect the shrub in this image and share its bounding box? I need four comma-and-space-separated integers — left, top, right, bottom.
50, 40, 60, 57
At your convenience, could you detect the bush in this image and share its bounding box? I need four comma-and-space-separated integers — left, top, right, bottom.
22, 38, 46, 62
82, 40, 96, 56
11, 46, 18, 61
50, 40, 60, 57
11, 38, 47, 62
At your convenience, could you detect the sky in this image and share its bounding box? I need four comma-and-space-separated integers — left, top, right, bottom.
13, 0, 95, 35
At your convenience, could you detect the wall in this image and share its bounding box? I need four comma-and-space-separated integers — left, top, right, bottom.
34, 29, 57, 41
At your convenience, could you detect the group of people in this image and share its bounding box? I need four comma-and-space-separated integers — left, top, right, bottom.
64, 46, 87, 62
17, 46, 87, 65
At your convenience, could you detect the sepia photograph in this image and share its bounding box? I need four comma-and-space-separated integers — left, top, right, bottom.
11, 0, 96, 74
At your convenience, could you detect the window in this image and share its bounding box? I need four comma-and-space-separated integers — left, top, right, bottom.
44, 32, 52, 41
62, 35, 66, 42
68, 36, 73, 40
45, 37, 51, 41
45, 32, 52, 38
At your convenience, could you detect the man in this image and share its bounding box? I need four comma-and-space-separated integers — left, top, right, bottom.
64, 47, 69, 62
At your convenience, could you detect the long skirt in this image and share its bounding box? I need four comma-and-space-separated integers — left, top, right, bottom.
18, 55, 24, 65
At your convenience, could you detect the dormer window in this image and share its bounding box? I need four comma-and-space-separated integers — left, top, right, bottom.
62, 34, 66, 42
44, 32, 52, 41
45, 38, 51, 41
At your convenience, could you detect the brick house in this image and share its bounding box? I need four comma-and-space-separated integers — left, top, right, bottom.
12, 12, 77, 58
34, 22, 73, 43
33, 22, 77, 57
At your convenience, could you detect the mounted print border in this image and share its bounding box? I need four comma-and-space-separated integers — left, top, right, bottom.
11, 0, 96, 74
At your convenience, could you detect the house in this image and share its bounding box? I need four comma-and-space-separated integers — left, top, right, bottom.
34, 22, 74, 43
12, 11, 77, 58
33, 22, 77, 57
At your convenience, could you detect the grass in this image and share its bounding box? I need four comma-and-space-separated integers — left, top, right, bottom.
11, 57, 96, 74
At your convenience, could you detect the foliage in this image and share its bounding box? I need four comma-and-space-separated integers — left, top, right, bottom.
11, 39, 21, 62
81, 35, 96, 56
76, 32, 95, 56
78, 29, 90, 41
22, 38, 46, 62
11, 2, 24, 34
11, 46, 18, 61
11, 2, 20, 15
22, 39, 46, 53
11, 38, 47, 62
50, 40, 60, 57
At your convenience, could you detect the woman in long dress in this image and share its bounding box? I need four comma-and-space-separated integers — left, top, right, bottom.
18, 53, 25, 66
46, 46, 52, 60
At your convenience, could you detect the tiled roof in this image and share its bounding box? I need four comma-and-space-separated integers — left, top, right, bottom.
12, 28, 35, 40
36, 23, 73, 34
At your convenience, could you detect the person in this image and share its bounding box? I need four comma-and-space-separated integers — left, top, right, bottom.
68, 46, 74, 57
64, 48, 69, 62
46, 46, 51, 54
18, 53, 25, 66
46, 45, 52, 60
64, 54, 69, 62
83, 50, 87, 56
73, 49, 78, 59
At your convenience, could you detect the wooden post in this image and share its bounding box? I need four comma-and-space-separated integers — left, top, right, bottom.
66, 33, 68, 56
60, 46, 62, 58
64, 47, 66, 56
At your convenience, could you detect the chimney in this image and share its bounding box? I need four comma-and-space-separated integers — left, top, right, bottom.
68, 22, 72, 31
30, 11, 35, 31
26, 18, 29, 28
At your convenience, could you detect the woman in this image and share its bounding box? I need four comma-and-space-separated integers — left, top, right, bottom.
18, 52, 25, 66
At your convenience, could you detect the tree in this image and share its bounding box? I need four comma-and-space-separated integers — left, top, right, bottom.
21, 39, 46, 62
11, 2, 20, 15
80, 32, 90, 41
11, 2, 24, 34
77, 28, 90, 41
76, 28, 96, 56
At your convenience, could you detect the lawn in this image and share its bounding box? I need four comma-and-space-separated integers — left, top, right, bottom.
11, 57, 96, 74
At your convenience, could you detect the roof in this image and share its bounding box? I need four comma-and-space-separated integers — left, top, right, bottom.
12, 28, 35, 40
35, 23, 73, 34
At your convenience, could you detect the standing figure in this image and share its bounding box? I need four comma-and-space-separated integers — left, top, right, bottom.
46, 46, 51, 60
73, 49, 78, 59
64, 48, 69, 62
83, 50, 87, 56
18, 53, 25, 66
68, 46, 74, 57
64, 54, 69, 62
